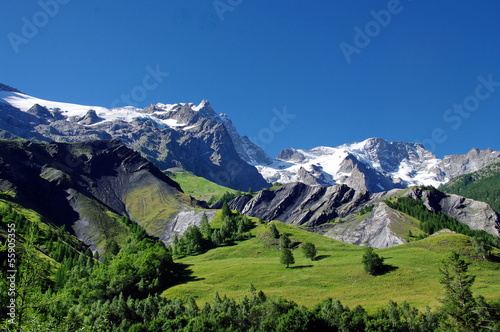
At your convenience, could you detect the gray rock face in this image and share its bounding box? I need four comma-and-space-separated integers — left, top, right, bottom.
236, 183, 367, 227
78, 109, 104, 125
406, 187, 500, 236
161, 210, 217, 245
325, 203, 407, 248
440, 148, 500, 179
337, 154, 405, 192
229, 182, 499, 248
218, 113, 273, 165
277, 148, 307, 163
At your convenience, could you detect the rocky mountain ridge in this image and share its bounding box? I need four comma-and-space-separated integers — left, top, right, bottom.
226, 183, 500, 248
0, 86, 269, 191
258, 138, 500, 192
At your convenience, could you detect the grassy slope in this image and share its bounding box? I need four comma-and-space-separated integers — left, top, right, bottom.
163, 221, 500, 312
166, 171, 238, 201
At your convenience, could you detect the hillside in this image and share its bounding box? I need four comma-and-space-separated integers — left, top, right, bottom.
163, 220, 500, 312
440, 159, 500, 213
0, 139, 212, 253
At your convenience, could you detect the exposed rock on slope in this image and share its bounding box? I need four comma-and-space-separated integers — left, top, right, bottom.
231, 183, 367, 227
406, 187, 500, 237
440, 159, 500, 213
441, 148, 500, 179
324, 203, 409, 248
228, 183, 500, 248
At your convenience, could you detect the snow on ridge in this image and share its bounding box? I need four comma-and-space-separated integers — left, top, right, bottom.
1, 90, 201, 130
193, 99, 210, 112
0, 91, 108, 116
256, 137, 448, 191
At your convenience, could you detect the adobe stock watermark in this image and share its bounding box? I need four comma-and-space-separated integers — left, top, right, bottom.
7, 0, 71, 54
340, 0, 407, 64
213, 0, 243, 22
249, 106, 296, 148
5, 222, 17, 325
416, 74, 499, 153
110, 65, 169, 108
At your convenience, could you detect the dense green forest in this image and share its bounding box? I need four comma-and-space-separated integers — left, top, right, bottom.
440, 159, 500, 213
1, 201, 500, 331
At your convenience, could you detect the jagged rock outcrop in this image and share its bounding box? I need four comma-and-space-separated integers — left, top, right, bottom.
337, 154, 405, 192
228, 182, 499, 248
231, 182, 367, 227
325, 203, 408, 248
405, 187, 500, 236
440, 148, 500, 179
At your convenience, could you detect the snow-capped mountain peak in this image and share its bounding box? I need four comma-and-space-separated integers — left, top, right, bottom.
256, 137, 500, 192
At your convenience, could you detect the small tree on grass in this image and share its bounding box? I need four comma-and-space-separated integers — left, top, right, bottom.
221, 201, 231, 217
302, 242, 317, 261
269, 223, 280, 239
199, 213, 212, 239
362, 245, 384, 275
280, 248, 295, 268
279, 233, 291, 249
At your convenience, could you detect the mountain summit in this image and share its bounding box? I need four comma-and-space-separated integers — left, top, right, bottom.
256, 137, 500, 192
0, 86, 270, 191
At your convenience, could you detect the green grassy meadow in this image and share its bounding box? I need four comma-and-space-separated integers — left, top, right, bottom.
163, 220, 500, 312
165, 171, 239, 202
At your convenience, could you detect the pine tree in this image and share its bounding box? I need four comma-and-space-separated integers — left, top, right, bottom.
221, 201, 231, 217
269, 223, 280, 239
302, 242, 317, 261
361, 245, 385, 275
439, 252, 479, 331
279, 233, 291, 249
280, 248, 295, 268
471, 237, 492, 259
199, 213, 212, 239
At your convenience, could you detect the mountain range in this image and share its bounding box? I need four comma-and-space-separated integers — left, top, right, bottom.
0, 85, 269, 191
1, 83, 499, 249
2, 84, 499, 194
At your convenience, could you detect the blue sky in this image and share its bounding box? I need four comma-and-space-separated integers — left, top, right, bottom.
1, 0, 499, 158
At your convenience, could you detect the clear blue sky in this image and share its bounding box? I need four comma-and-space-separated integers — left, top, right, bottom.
1, 0, 499, 158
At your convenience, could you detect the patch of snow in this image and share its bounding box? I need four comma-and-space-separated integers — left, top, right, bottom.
0, 91, 107, 117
